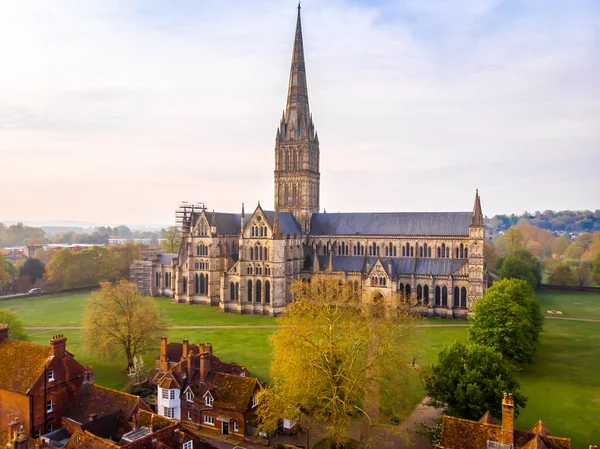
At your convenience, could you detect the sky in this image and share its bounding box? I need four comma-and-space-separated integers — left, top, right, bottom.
0, 0, 598, 227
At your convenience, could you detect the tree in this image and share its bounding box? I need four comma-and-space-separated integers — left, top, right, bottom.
592, 254, 600, 285
484, 241, 498, 272
256, 278, 417, 448
19, 258, 45, 284
161, 226, 181, 253
422, 342, 526, 421
564, 242, 584, 262
128, 355, 149, 385
469, 279, 543, 364
551, 236, 570, 258
499, 256, 537, 291
548, 263, 576, 288
504, 228, 525, 254
45, 248, 75, 289
576, 262, 591, 287
585, 232, 600, 259
0, 253, 15, 282
576, 232, 593, 252
0, 309, 28, 340
83, 281, 168, 369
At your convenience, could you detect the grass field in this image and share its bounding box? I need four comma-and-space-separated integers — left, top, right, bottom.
4, 289, 600, 447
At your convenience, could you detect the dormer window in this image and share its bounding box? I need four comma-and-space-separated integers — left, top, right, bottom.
48, 371, 54, 382
205, 395, 213, 407
186, 390, 193, 402
251, 395, 257, 408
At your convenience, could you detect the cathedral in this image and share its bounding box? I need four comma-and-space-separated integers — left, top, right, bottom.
133, 5, 487, 318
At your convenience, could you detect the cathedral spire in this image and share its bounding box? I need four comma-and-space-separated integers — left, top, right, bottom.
471, 189, 484, 227
284, 2, 311, 140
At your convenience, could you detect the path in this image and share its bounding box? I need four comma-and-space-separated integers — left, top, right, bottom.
23, 323, 471, 331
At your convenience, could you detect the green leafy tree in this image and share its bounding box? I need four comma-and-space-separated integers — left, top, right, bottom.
423, 342, 526, 420
564, 242, 584, 262
484, 241, 498, 272
0, 253, 15, 282
83, 281, 168, 369
548, 263, 576, 287
504, 228, 525, 254
469, 279, 543, 364
161, 226, 181, 253
500, 256, 537, 290
551, 236, 570, 258
0, 309, 28, 340
19, 258, 45, 284
592, 253, 600, 285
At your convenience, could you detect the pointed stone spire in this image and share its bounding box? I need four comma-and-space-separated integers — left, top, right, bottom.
471, 189, 484, 226
240, 203, 245, 233
284, 2, 311, 140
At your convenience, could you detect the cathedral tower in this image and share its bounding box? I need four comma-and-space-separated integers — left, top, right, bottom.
274, 4, 320, 233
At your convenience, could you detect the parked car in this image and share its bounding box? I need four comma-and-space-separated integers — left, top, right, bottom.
27, 288, 43, 296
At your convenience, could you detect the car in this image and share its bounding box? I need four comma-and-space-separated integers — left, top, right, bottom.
27, 288, 43, 296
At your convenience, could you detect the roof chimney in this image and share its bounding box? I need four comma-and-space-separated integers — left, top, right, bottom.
49, 334, 67, 358
0, 324, 8, 341
501, 392, 515, 446
84, 365, 95, 384
182, 340, 189, 361
159, 336, 168, 371
199, 352, 211, 381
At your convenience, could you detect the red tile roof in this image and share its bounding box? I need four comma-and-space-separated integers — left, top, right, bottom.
0, 338, 52, 394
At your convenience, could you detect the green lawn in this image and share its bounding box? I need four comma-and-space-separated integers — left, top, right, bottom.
6, 290, 600, 447
537, 290, 600, 320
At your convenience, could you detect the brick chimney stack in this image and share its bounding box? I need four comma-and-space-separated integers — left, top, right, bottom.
501, 392, 515, 446
182, 340, 189, 361
199, 352, 210, 381
205, 343, 212, 355
84, 365, 95, 383
159, 336, 168, 371
187, 352, 194, 380
0, 324, 8, 341
49, 334, 67, 358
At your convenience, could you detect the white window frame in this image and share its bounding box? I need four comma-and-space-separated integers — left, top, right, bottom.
251, 395, 257, 408
169, 389, 176, 400
233, 422, 239, 432
186, 390, 194, 402
203, 415, 214, 426
183, 441, 193, 449
161, 388, 169, 399
240, 372, 245, 377
187, 411, 193, 420
164, 407, 175, 418
48, 371, 54, 382
46, 400, 53, 412
205, 394, 213, 407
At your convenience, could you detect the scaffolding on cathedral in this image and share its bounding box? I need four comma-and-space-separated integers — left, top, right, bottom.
130, 245, 161, 295
175, 201, 205, 235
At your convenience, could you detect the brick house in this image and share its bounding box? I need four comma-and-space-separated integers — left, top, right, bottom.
153, 338, 262, 440
0, 325, 91, 438
438, 393, 571, 449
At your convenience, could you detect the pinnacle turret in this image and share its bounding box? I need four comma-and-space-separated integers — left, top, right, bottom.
471, 189, 484, 227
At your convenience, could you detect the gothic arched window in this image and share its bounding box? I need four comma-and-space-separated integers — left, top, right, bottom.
435, 286, 441, 306
453, 286, 460, 308
405, 284, 411, 297
465, 248, 468, 258
461, 287, 467, 308
437, 247, 441, 258
417, 284, 422, 300
441, 243, 446, 258
230, 282, 235, 301
446, 247, 450, 258
460, 243, 464, 258
423, 285, 429, 304
247, 280, 253, 302
428, 247, 432, 258
235, 282, 239, 301
265, 281, 271, 304
442, 286, 448, 306
256, 280, 262, 303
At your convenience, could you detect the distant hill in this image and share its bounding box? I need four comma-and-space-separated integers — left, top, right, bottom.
41, 226, 87, 236
486, 210, 600, 235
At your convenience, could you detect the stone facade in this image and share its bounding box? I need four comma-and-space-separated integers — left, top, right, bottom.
136, 5, 487, 318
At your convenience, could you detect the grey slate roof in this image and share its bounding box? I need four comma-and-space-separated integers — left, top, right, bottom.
195, 212, 241, 235
156, 253, 177, 265
310, 212, 471, 236
317, 256, 466, 276
263, 210, 302, 235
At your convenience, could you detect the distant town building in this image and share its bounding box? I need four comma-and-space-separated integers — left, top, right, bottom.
438, 393, 571, 449
132, 5, 487, 317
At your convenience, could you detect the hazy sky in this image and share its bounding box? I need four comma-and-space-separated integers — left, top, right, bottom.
1, 0, 598, 226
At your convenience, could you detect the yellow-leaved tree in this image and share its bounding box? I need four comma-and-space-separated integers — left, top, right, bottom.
256, 277, 417, 448
83, 281, 168, 369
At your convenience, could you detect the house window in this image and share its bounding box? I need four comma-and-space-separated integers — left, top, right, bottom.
251, 396, 258, 408
48, 371, 54, 382
205, 395, 213, 407
34, 430, 40, 438
186, 391, 193, 402
233, 422, 239, 432
164, 407, 175, 418
162, 388, 169, 399
241, 372, 246, 377
188, 411, 193, 420
183, 441, 193, 449
170, 389, 176, 400
204, 415, 215, 425
46, 400, 53, 412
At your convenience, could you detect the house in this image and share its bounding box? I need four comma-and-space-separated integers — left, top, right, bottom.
0, 325, 90, 438
153, 337, 262, 440
437, 393, 571, 449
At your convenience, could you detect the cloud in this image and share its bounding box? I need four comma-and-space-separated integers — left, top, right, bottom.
0, 0, 598, 224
